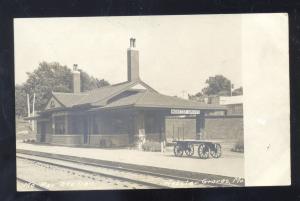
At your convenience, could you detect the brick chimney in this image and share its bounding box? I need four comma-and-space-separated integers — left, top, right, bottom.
127, 38, 139, 82
72, 64, 81, 93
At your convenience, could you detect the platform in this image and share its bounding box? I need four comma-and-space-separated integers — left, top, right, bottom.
16, 141, 244, 180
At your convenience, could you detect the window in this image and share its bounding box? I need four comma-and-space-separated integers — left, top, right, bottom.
54, 116, 65, 134
50, 100, 55, 108
145, 115, 157, 134
93, 116, 100, 134
111, 117, 129, 134
71, 115, 82, 134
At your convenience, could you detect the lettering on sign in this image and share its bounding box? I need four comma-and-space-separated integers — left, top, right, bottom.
170, 109, 200, 115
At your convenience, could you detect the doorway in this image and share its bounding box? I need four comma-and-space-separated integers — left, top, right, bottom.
40, 122, 46, 142
83, 118, 88, 144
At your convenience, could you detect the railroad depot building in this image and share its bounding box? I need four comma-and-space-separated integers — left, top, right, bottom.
32, 38, 242, 147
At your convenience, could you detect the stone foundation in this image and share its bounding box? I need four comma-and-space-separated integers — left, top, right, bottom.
88, 134, 130, 147
51, 135, 83, 145
36, 133, 52, 143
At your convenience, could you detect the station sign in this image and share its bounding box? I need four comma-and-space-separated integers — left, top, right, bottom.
170, 109, 200, 115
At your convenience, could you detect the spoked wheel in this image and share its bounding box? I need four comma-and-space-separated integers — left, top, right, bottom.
185, 144, 194, 156
174, 144, 184, 157
210, 143, 222, 158
198, 143, 210, 159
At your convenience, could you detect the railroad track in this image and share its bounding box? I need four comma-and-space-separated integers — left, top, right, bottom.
17, 177, 49, 191
17, 153, 209, 190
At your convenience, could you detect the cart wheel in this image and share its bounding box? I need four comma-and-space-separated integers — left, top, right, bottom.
185, 144, 194, 156
198, 143, 210, 159
210, 143, 222, 158
174, 144, 184, 157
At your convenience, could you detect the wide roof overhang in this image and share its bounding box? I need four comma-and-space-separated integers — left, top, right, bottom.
87, 103, 227, 112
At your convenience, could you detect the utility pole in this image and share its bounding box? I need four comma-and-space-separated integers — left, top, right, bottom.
32, 93, 36, 131
27, 94, 30, 121
229, 81, 234, 96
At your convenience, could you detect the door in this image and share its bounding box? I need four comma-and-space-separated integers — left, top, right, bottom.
128, 115, 135, 145
40, 122, 46, 142
83, 118, 88, 144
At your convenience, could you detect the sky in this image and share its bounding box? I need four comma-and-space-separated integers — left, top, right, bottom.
14, 15, 242, 97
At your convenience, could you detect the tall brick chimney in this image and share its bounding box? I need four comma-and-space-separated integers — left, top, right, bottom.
127, 38, 139, 82
72, 64, 81, 93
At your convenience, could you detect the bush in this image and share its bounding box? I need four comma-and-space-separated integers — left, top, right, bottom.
142, 141, 161, 152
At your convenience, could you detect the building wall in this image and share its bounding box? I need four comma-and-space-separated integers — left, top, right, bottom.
145, 133, 160, 141
92, 113, 132, 135
36, 134, 41, 142
226, 104, 243, 115
144, 112, 162, 142
36, 133, 52, 143
36, 120, 52, 143
36, 110, 133, 146
88, 134, 129, 147
165, 117, 196, 141
37, 133, 129, 147
36, 109, 243, 147
69, 115, 85, 134
45, 134, 52, 143
202, 116, 244, 142
51, 135, 83, 145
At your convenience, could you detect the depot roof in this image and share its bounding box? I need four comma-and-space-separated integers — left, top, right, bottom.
45, 80, 226, 111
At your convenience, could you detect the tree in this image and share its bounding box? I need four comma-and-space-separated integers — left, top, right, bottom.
78, 70, 110, 91
201, 75, 232, 96
96, 79, 110, 88
188, 92, 203, 101
17, 61, 110, 116
22, 62, 73, 112
232, 87, 243, 96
